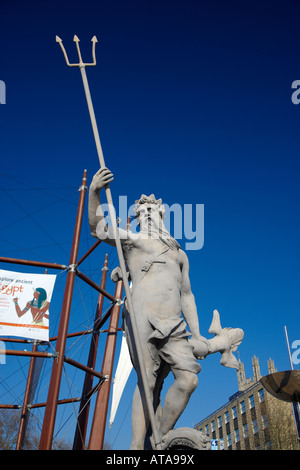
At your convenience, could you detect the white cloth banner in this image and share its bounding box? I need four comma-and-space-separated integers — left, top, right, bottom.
0, 269, 56, 341
109, 332, 133, 427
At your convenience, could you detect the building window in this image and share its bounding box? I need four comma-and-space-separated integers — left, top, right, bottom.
205, 424, 209, 435
225, 411, 229, 423
218, 416, 222, 428
249, 394, 255, 409
232, 406, 237, 419
252, 419, 258, 434
240, 400, 246, 414
235, 428, 240, 443
243, 423, 248, 438
227, 433, 232, 447
211, 420, 215, 432
262, 414, 268, 429
258, 388, 265, 403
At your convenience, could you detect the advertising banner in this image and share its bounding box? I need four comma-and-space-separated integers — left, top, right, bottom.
0, 269, 56, 341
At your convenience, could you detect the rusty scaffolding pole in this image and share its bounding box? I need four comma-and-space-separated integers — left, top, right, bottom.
88, 278, 124, 450
73, 254, 109, 449
38, 169, 88, 449
15, 342, 38, 450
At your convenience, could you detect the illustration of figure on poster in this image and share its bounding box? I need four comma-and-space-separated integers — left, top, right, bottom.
13, 287, 50, 326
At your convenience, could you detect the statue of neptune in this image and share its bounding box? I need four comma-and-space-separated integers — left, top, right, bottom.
88, 167, 244, 450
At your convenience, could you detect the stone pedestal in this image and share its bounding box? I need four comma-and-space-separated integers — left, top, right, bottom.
159, 427, 211, 450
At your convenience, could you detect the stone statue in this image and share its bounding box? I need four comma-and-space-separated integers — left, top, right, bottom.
88, 167, 244, 450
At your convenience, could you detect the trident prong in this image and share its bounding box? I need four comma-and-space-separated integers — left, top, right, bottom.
56, 35, 98, 67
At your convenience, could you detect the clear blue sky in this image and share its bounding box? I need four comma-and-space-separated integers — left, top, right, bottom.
0, 0, 299, 450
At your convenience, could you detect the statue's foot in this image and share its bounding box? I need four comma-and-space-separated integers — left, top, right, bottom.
208, 310, 244, 369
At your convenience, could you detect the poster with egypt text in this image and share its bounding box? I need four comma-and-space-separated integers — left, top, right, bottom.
0, 269, 56, 341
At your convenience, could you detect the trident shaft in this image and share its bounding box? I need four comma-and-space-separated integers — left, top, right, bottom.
56, 35, 162, 450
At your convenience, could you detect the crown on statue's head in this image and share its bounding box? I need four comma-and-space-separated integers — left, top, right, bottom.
134, 194, 165, 218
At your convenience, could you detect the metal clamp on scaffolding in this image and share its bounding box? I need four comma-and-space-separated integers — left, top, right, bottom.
68, 263, 78, 273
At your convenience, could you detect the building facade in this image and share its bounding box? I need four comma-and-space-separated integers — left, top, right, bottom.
195, 356, 299, 450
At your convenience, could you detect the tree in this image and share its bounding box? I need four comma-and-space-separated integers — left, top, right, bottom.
0, 409, 26, 450
0, 409, 72, 450
267, 397, 299, 450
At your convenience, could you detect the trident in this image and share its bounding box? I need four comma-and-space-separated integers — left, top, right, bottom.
56, 35, 162, 450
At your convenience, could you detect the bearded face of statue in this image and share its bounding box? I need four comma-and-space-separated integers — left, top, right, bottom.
134, 196, 180, 250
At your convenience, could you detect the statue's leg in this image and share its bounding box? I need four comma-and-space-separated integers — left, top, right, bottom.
130, 371, 157, 450
153, 362, 170, 417
130, 383, 147, 450
158, 369, 198, 439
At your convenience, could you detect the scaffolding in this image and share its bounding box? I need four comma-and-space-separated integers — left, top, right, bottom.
0, 170, 124, 450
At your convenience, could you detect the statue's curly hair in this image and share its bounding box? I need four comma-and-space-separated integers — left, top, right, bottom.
134, 194, 165, 218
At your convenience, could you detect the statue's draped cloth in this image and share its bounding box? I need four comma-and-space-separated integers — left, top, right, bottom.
123, 309, 201, 377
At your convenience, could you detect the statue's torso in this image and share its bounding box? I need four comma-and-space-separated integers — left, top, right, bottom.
123, 236, 184, 319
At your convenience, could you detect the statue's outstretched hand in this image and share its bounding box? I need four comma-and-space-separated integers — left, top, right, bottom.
91, 167, 114, 191
189, 336, 210, 360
